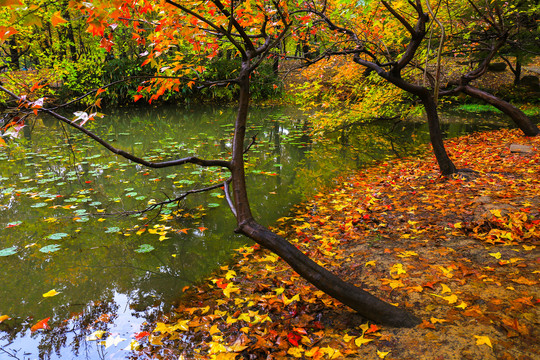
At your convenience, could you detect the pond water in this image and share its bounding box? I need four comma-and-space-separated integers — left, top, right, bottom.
0, 104, 515, 359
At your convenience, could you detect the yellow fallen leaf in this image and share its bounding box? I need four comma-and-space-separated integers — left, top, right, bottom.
0, 315, 10, 323
287, 346, 304, 357
283, 294, 300, 305
225, 270, 236, 280
207, 324, 220, 335
42, 289, 60, 298
440, 283, 451, 294
442, 294, 458, 304
355, 336, 373, 347
377, 350, 390, 359
390, 263, 406, 276
365, 260, 376, 267
474, 335, 493, 349
522, 245, 535, 251
489, 252, 501, 259
453, 222, 462, 228
490, 209, 502, 218
430, 317, 447, 324
455, 301, 468, 309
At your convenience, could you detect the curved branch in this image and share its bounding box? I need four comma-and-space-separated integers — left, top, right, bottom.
0, 85, 232, 170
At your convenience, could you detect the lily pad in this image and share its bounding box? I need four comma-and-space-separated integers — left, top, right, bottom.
207, 203, 220, 208
48, 233, 69, 240
39, 244, 61, 253
0, 246, 17, 257
105, 227, 121, 233
31, 202, 48, 208
134, 244, 155, 253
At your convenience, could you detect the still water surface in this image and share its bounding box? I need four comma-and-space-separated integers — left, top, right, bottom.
0, 105, 512, 359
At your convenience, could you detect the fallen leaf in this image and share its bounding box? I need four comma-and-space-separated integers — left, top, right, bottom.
42, 289, 60, 297
474, 335, 493, 349
31, 317, 51, 332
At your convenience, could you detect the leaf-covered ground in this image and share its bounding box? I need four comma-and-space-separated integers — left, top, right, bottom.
134, 129, 539, 360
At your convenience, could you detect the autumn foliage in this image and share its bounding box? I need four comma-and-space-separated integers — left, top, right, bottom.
131, 129, 539, 359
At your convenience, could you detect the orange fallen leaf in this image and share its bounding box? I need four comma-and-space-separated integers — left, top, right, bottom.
31, 317, 51, 332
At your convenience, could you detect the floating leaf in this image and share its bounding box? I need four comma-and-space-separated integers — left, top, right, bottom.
48, 233, 68, 240
31, 202, 48, 208
31, 317, 51, 332
0, 246, 17, 257
5, 221, 22, 228
39, 244, 61, 253
42, 289, 60, 297
135, 244, 155, 253
105, 227, 121, 233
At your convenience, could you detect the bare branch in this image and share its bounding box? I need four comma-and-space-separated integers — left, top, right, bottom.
0, 85, 232, 171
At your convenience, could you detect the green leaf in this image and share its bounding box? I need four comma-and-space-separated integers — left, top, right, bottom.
48, 233, 69, 240
0, 246, 17, 257
135, 244, 155, 253
40, 244, 61, 253
31, 202, 48, 208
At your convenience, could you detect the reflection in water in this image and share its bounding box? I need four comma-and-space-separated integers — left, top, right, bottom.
0, 105, 513, 359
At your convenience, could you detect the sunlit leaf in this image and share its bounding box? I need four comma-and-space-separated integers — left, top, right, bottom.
42, 289, 60, 297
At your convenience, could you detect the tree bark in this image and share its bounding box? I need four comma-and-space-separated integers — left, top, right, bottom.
461, 85, 539, 136
8, 37, 20, 70
228, 62, 421, 328
421, 93, 458, 175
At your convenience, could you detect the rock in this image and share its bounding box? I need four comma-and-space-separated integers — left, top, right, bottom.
487, 62, 506, 72
509, 144, 534, 153
520, 75, 540, 90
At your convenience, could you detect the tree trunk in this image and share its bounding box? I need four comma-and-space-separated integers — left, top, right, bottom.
229, 62, 421, 328
513, 61, 521, 86
238, 219, 421, 327
461, 85, 539, 136
8, 37, 20, 70
421, 93, 458, 175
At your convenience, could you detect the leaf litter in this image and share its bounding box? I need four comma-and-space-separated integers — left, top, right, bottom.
133, 129, 539, 359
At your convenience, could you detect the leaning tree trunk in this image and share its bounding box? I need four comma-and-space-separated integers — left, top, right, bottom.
462, 85, 539, 136
420, 92, 458, 175
229, 64, 420, 328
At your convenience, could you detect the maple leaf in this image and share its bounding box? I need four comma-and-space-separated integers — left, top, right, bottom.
222, 282, 240, 298
51, 11, 67, 27
355, 335, 373, 346
31, 317, 51, 332
474, 335, 493, 349
134, 331, 150, 340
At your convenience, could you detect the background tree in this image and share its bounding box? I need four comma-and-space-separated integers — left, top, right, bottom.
439, 0, 539, 136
